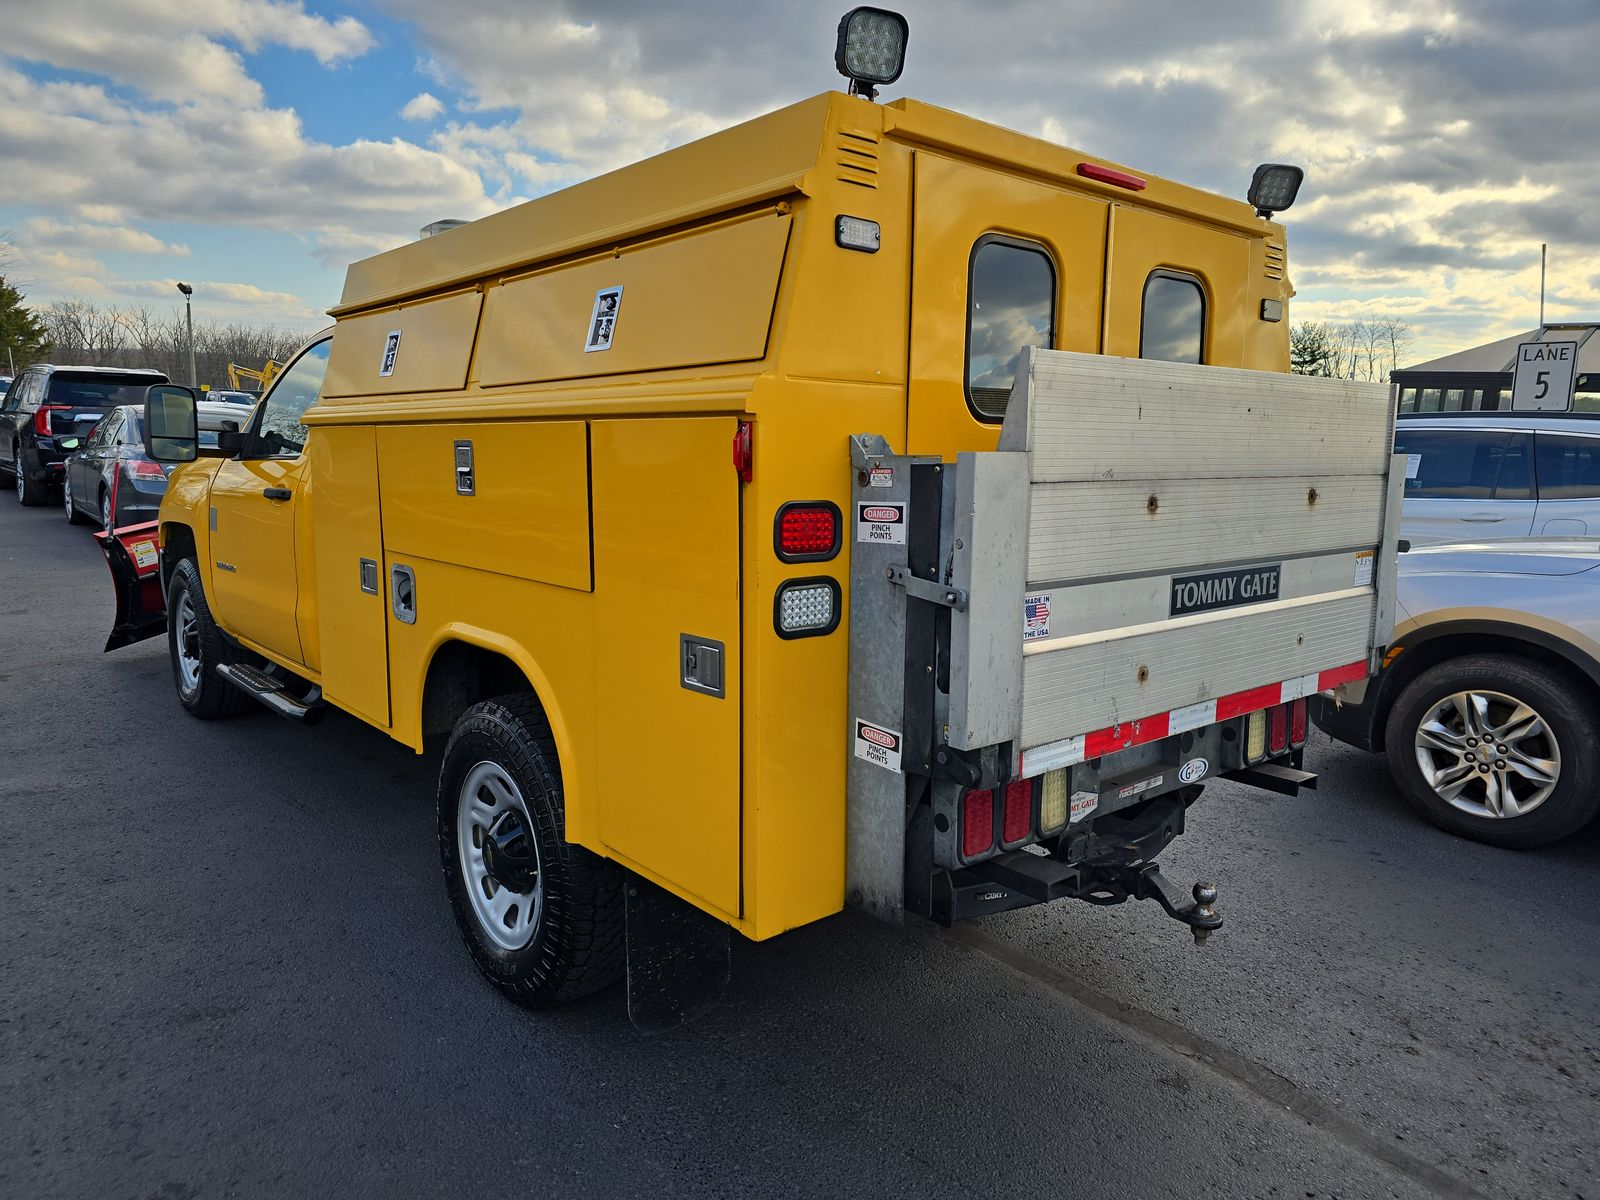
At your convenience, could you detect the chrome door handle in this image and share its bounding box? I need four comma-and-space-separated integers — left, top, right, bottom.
1459, 514, 1504, 522
263, 486, 292, 501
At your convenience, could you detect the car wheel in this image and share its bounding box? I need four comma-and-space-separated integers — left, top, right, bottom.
438, 694, 625, 1008
166, 558, 252, 720
64, 474, 87, 524
15, 445, 47, 506
100, 487, 113, 530
1384, 653, 1600, 848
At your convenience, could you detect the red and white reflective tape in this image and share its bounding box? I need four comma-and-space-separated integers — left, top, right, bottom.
1019, 658, 1369, 778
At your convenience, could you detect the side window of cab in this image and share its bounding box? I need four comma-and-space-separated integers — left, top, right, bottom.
249, 338, 332, 458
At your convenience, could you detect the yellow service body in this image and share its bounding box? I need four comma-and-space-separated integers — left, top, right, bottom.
156, 91, 1293, 942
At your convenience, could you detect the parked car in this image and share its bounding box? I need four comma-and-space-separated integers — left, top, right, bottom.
1312, 538, 1600, 848
1395, 412, 1600, 546
204, 388, 259, 406
63, 401, 251, 528
0, 364, 168, 504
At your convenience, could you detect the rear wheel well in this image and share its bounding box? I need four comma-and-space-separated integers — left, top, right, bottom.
1372, 630, 1600, 751
422, 640, 539, 741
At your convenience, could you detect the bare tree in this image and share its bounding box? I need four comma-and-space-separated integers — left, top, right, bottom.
33, 297, 313, 389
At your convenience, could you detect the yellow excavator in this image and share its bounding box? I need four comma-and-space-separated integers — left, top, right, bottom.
226, 359, 285, 393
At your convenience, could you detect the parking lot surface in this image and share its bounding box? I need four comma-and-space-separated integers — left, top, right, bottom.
2, 496, 1597, 1200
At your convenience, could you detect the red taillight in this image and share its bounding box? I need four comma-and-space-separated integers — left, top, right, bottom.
1290, 697, 1308, 747
126, 460, 166, 480
1269, 704, 1288, 755
1001, 779, 1032, 846
34, 405, 70, 436
1077, 162, 1147, 191
961, 789, 994, 860
774, 501, 840, 562
732, 420, 753, 483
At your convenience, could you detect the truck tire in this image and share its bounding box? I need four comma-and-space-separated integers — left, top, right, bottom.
15, 445, 47, 506
1384, 653, 1600, 848
438, 695, 625, 1008
166, 558, 252, 719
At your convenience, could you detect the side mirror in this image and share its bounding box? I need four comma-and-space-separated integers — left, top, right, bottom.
144, 384, 199, 462
216, 429, 246, 454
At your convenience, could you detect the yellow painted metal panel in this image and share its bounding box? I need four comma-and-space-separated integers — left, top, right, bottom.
308, 426, 390, 726
1103, 205, 1253, 367
590, 417, 741, 919
376, 421, 591, 593
476, 214, 791, 387
322, 290, 483, 398
207, 456, 306, 664
335, 94, 834, 313
908, 152, 1108, 457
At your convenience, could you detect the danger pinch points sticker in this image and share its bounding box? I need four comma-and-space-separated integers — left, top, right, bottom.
853, 718, 903, 773
856, 501, 906, 545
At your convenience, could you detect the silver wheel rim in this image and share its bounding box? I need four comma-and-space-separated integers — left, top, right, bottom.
174, 590, 202, 694
457, 761, 543, 951
14, 456, 21, 499
101, 491, 112, 529
63, 474, 72, 516
1413, 689, 1560, 820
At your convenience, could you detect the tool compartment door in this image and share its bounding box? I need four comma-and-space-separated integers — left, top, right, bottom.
948, 349, 1400, 759
589, 417, 743, 919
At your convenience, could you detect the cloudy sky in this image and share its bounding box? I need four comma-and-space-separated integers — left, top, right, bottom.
0, 0, 1594, 363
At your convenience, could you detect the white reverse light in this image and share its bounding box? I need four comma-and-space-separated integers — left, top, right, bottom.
776, 580, 839, 637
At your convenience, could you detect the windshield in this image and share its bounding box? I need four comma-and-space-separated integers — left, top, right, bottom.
48, 378, 158, 407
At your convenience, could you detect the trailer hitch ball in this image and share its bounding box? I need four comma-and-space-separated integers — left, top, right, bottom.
1191, 882, 1219, 945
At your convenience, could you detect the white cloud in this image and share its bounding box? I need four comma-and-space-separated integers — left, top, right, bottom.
22, 218, 189, 257
401, 91, 444, 121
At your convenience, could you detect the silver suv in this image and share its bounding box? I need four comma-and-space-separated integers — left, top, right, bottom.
1395, 412, 1600, 545
1312, 539, 1600, 848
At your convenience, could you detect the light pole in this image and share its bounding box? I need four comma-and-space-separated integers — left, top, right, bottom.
176, 282, 196, 388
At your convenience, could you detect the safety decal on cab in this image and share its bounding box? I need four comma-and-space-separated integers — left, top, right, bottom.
853, 719, 903, 774
856, 502, 906, 545
1023, 592, 1052, 640
379, 329, 401, 377
584, 285, 623, 353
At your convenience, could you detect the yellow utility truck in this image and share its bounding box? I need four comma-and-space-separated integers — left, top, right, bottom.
103, 9, 1403, 1028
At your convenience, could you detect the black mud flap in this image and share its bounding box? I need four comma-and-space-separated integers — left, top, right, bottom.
624, 873, 730, 1033
95, 521, 167, 652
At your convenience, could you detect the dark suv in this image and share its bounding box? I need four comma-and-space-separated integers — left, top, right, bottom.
0, 365, 168, 505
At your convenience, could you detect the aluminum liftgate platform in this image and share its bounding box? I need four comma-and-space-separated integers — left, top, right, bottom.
846, 348, 1403, 923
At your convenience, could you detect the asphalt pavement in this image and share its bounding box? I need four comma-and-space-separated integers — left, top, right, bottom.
2, 494, 1597, 1200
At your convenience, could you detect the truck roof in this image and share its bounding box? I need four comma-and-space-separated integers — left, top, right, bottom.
334, 91, 1278, 317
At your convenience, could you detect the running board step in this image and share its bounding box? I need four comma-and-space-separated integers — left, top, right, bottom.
215, 662, 326, 726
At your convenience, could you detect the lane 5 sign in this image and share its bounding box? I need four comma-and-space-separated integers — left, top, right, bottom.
1512, 340, 1578, 412
1170, 563, 1281, 616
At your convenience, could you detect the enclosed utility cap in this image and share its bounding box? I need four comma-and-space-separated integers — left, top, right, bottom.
1248, 163, 1304, 219
835, 6, 909, 99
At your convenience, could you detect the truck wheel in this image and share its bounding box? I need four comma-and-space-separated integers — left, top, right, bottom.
438, 695, 625, 1008
166, 558, 252, 719
1384, 653, 1600, 848
15, 446, 47, 506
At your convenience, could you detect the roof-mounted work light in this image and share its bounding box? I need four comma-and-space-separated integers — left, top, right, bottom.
835, 7, 909, 100
1247, 163, 1304, 219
